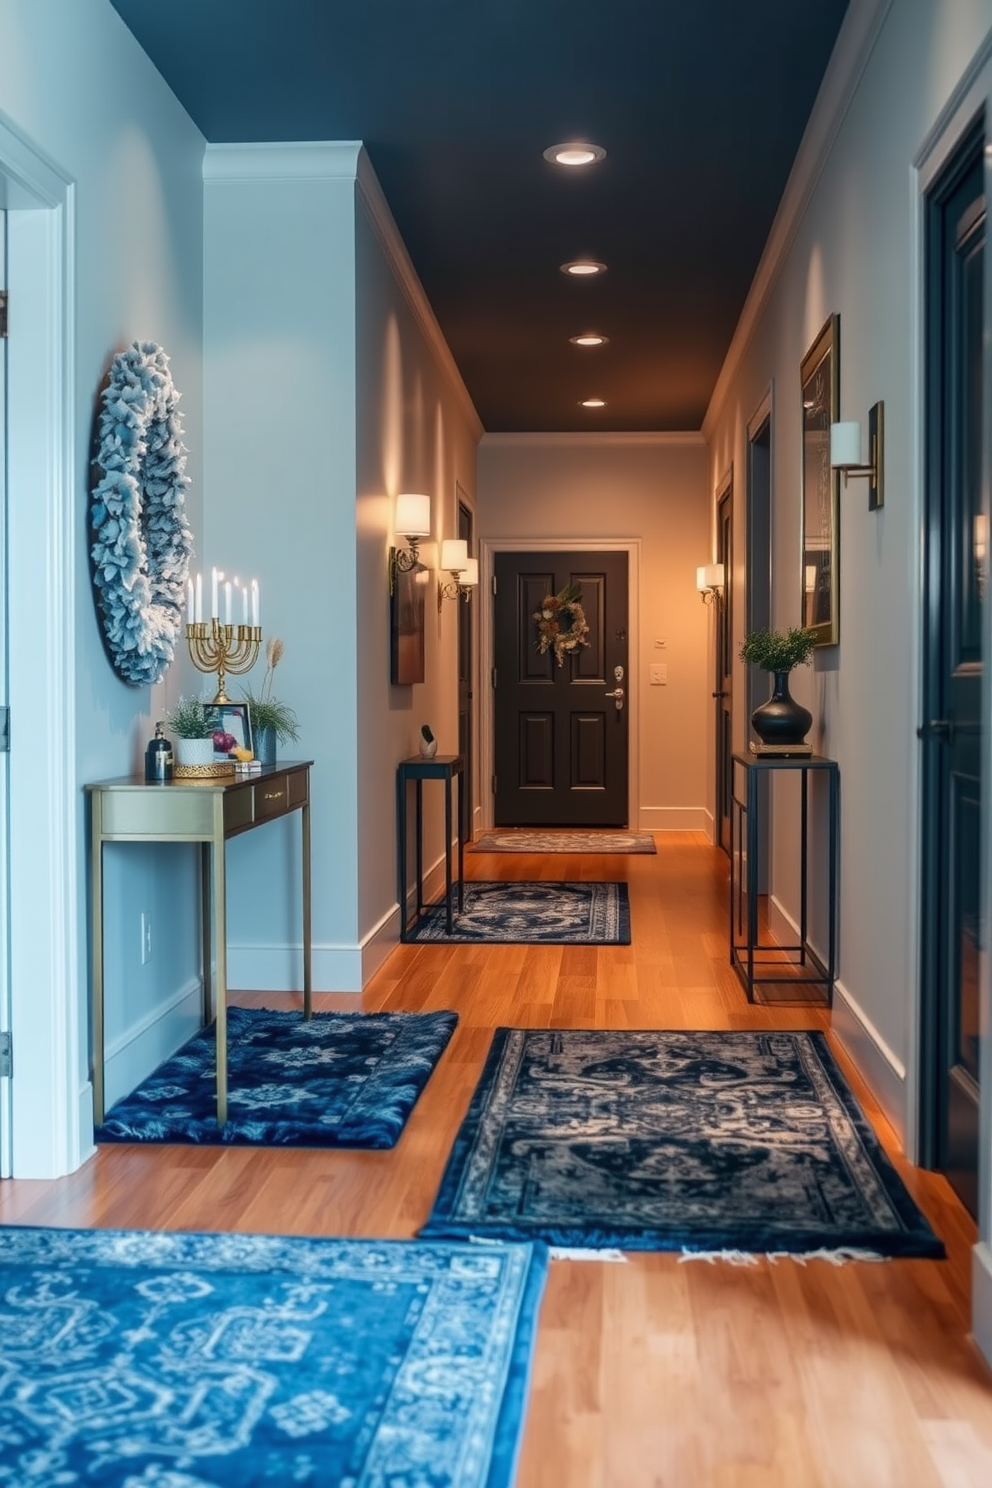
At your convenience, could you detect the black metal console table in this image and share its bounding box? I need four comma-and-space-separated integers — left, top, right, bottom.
396, 754, 464, 940
730, 751, 839, 1003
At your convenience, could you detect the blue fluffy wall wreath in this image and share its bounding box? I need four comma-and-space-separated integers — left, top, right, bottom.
90, 341, 194, 686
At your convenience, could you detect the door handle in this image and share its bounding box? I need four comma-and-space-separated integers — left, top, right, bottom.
604, 687, 624, 711
712, 691, 728, 699
917, 718, 953, 741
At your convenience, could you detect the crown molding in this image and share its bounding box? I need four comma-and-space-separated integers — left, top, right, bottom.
702, 0, 894, 437
355, 149, 484, 442
203, 140, 363, 183
202, 142, 483, 442
480, 431, 704, 450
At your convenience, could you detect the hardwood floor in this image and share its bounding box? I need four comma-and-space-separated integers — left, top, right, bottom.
3, 832, 992, 1485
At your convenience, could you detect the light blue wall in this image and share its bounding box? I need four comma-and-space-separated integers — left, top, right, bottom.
0, 0, 206, 1127
203, 145, 361, 988
354, 178, 481, 964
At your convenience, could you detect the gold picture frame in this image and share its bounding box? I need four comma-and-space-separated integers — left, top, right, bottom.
800, 314, 840, 646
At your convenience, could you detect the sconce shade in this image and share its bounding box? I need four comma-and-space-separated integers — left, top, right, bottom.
440, 538, 468, 572
830, 422, 862, 468
395, 492, 431, 537
696, 563, 724, 592
460, 557, 479, 587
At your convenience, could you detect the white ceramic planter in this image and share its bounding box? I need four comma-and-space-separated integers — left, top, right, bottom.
176, 736, 215, 767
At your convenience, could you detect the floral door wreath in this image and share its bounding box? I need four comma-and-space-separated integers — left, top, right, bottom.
533, 581, 591, 666
90, 341, 193, 686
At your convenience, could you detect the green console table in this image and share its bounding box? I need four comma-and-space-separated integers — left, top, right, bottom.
85, 760, 313, 1126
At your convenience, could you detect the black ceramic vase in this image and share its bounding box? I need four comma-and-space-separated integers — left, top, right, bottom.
750, 670, 812, 746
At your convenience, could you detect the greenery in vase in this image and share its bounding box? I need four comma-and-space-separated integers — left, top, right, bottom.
243, 637, 301, 743
739, 626, 817, 672
165, 695, 212, 739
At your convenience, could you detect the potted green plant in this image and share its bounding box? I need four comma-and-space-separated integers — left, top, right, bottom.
739, 627, 817, 747
243, 637, 300, 766
165, 695, 215, 768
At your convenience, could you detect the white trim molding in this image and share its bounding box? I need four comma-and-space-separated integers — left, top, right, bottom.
478, 537, 641, 833
0, 113, 78, 1178
974, 1242, 992, 1371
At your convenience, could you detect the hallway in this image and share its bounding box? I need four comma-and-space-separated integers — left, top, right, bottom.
2, 834, 991, 1484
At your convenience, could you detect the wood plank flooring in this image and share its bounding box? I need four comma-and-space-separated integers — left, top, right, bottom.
3, 831, 991, 1485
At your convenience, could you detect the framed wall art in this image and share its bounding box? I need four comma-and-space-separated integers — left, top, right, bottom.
390, 561, 428, 685
800, 314, 840, 646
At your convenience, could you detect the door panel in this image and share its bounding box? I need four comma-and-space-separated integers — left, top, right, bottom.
494, 550, 628, 826
921, 127, 984, 1216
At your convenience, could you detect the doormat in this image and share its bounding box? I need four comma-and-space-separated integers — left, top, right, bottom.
405, 879, 630, 944
420, 1028, 945, 1258
96, 1006, 457, 1148
0, 1224, 547, 1488
472, 829, 656, 854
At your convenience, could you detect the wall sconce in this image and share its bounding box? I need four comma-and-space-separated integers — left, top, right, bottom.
389, 492, 431, 593
830, 402, 884, 510
696, 562, 725, 605
438, 540, 478, 611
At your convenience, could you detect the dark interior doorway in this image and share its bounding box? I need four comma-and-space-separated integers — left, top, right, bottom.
457, 494, 474, 842
920, 116, 985, 1217
746, 410, 772, 893
715, 478, 733, 855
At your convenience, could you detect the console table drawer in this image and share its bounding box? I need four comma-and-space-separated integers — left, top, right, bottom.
255, 778, 290, 821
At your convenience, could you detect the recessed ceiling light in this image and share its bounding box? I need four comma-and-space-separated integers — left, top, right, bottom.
570, 333, 610, 347
581, 397, 606, 408
543, 142, 606, 167
561, 260, 607, 277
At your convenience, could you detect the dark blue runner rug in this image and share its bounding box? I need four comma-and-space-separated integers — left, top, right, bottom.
97, 1007, 457, 1148
0, 1225, 547, 1487
420, 1028, 945, 1257
407, 879, 630, 944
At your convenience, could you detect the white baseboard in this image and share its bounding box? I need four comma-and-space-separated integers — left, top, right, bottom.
76, 1081, 95, 1167
830, 979, 907, 1146
768, 894, 907, 1146
103, 977, 203, 1113
973, 1242, 992, 1371
638, 806, 708, 832
228, 943, 364, 994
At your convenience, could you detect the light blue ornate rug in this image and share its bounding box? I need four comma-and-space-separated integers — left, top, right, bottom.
97, 1007, 457, 1148
0, 1225, 547, 1487
472, 830, 656, 854
407, 879, 630, 944
420, 1029, 945, 1258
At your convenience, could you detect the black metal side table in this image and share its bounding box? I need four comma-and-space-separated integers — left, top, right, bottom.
397, 754, 465, 940
730, 752, 839, 1003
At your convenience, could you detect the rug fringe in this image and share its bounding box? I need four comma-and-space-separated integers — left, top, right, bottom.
548, 1247, 628, 1262
679, 1246, 887, 1266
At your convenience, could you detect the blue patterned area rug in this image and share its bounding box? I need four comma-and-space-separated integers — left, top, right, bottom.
0, 1225, 547, 1488
97, 1007, 457, 1148
420, 1029, 945, 1258
472, 830, 656, 854
407, 879, 630, 944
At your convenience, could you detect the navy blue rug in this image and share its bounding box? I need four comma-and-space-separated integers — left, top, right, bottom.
0, 1224, 547, 1487
97, 1007, 457, 1148
420, 1029, 945, 1257
407, 879, 630, 944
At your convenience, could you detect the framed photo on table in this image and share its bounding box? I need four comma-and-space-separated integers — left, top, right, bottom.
800, 314, 840, 647
205, 701, 252, 757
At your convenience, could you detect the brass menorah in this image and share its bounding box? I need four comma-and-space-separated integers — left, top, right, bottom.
186, 622, 262, 703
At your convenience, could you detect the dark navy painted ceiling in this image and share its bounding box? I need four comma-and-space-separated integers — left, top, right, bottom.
109, 0, 849, 432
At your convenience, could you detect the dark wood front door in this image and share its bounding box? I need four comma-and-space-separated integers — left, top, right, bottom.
921, 123, 984, 1216
493, 550, 629, 826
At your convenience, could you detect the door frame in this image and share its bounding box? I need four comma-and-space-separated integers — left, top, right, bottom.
912, 40, 992, 1305
478, 537, 641, 832
0, 120, 79, 1178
